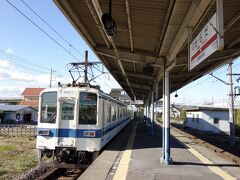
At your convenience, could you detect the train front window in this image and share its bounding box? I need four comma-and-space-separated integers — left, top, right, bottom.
40, 92, 57, 123
61, 100, 75, 120
79, 92, 97, 125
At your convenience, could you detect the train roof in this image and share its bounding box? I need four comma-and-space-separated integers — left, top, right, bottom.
40, 87, 128, 107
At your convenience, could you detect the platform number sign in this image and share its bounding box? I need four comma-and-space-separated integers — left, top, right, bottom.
189, 13, 221, 71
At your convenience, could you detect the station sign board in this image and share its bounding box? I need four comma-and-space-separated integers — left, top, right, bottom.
132, 100, 144, 105
189, 13, 221, 71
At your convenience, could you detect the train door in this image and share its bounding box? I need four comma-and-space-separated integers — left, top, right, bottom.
101, 100, 105, 142
58, 98, 77, 147
107, 103, 112, 141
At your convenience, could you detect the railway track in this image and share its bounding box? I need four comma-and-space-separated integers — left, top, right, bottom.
172, 125, 240, 166
38, 168, 83, 180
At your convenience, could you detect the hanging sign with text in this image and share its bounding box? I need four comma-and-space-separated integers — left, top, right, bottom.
189, 13, 219, 71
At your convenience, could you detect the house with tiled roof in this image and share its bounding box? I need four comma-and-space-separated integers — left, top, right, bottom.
19, 88, 45, 109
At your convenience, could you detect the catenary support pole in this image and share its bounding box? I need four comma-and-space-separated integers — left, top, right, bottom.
164, 70, 171, 165
228, 60, 236, 146
49, 68, 53, 88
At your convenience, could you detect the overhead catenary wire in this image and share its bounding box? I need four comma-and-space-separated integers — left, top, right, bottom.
19, 0, 85, 59
4, 0, 81, 62
182, 59, 240, 92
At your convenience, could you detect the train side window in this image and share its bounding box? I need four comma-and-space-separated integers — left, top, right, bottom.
108, 104, 111, 123
112, 106, 116, 121
61, 100, 75, 120
79, 92, 97, 125
120, 108, 122, 120
118, 107, 120, 120
40, 92, 57, 123
213, 117, 219, 124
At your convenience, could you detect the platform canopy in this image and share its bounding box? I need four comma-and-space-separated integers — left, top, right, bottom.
54, 0, 240, 102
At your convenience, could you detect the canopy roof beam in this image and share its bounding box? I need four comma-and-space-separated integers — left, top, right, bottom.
125, 0, 134, 52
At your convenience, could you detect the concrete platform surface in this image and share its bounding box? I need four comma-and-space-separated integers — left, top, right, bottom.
79, 119, 240, 180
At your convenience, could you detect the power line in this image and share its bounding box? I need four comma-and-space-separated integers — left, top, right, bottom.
0, 49, 50, 71
20, 0, 85, 59
4, 0, 81, 62
0, 53, 49, 74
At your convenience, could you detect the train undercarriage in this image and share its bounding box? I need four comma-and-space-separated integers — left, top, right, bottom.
38, 148, 99, 168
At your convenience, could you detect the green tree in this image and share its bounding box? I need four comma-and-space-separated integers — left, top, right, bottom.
179, 110, 186, 121
235, 109, 240, 126
155, 112, 162, 122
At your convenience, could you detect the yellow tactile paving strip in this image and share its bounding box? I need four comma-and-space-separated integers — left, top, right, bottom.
113, 122, 138, 180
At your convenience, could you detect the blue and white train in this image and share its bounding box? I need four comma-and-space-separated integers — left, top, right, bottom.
36, 85, 134, 168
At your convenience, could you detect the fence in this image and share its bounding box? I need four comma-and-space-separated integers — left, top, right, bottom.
0, 125, 36, 137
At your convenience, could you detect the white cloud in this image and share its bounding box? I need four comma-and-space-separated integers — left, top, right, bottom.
5, 48, 14, 55
0, 58, 51, 98
0, 71, 10, 79
0, 59, 49, 84
0, 58, 122, 97
0, 86, 22, 98
0, 59, 11, 67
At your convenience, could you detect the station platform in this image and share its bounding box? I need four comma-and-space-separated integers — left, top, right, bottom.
79, 119, 240, 180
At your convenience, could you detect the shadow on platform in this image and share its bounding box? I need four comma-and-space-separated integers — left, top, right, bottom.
105, 118, 188, 151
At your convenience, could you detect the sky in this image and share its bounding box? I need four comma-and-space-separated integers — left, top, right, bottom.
0, 0, 121, 98
0, 0, 239, 106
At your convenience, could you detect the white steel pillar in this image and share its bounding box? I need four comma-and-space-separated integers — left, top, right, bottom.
145, 105, 147, 117
161, 68, 165, 163
164, 70, 171, 165
151, 90, 154, 135
148, 100, 151, 118
155, 83, 159, 123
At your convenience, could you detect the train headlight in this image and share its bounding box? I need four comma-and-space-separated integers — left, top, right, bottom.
83, 131, 96, 137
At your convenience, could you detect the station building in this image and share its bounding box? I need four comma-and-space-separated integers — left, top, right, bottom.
185, 107, 230, 134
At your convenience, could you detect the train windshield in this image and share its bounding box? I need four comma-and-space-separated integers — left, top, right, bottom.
61, 100, 75, 120
40, 92, 57, 123
79, 92, 97, 125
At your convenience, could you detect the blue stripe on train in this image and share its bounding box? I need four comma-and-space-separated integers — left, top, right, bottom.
38, 117, 130, 138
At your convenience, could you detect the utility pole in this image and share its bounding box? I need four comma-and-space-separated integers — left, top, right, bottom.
209, 59, 239, 146
228, 60, 236, 146
50, 68, 53, 88
84, 50, 88, 83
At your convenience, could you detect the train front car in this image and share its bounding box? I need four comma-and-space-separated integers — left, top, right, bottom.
36, 87, 101, 168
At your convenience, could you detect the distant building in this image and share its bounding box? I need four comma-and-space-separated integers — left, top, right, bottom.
19, 88, 45, 109
0, 98, 22, 105
185, 107, 230, 134
109, 88, 132, 104
0, 105, 38, 124
170, 104, 182, 118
